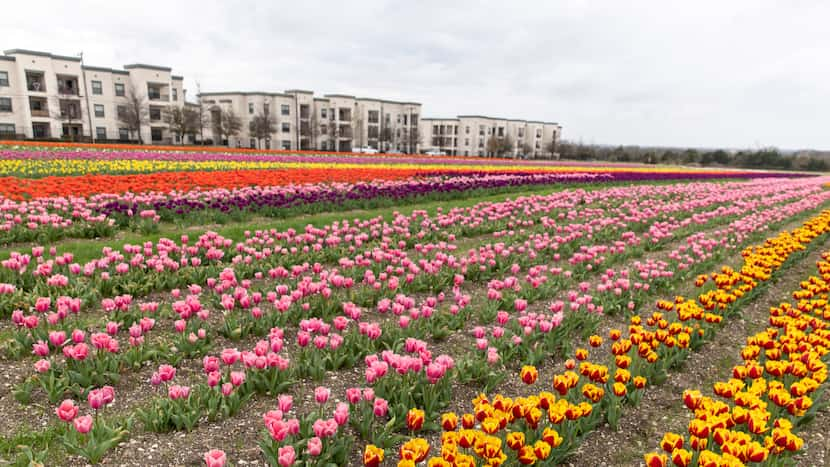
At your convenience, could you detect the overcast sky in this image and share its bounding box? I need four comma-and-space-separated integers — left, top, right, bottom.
3, 1, 829, 149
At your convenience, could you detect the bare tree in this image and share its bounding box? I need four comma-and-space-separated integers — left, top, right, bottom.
117, 83, 150, 144
309, 112, 321, 150
520, 142, 533, 158
248, 110, 276, 149
210, 107, 242, 145
353, 115, 365, 148
486, 134, 514, 157
401, 127, 421, 154
165, 106, 202, 144
545, 138, 559, 159
378, 125, 394, 152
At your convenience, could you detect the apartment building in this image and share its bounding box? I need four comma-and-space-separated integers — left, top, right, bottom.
0, 48, 563, 154
421, 115, 562, 158
0, 49, 187, 143
199, 90, 421, 152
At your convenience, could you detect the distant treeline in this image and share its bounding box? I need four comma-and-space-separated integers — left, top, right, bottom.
558, 143, 829, 172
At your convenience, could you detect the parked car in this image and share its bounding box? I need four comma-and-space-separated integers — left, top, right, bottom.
424, 150, 447, 156
353, 146, 379, 154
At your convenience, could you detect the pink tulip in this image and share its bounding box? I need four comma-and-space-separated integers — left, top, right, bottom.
373, 398, 388, 417
56, 399, 78, 422
314, 386, 330, 404
307, 437, 323, 456
34, 359, 51, 373
88, 389, 105, 410
346, 387, 361, 404
278, 394, 293, 413
157, 364, 176, 382
230, 371, 246, 387
73, 414, 93, 434
204, 449, 227, 467
277, 445, 296, 466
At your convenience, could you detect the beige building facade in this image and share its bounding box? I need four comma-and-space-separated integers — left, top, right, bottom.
421, 115, 562, 158
199, 91, 421, 152
0, 48, 562, 155
0, 49, 187, 143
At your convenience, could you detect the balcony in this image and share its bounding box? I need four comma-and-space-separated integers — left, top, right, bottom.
29, 97, 49, 117
338, 108, 352, 122
26, 72, 46, 93
148, 84, 169, 102
59, 100, 82, 120
57, 76, 80, 96
338, 125, 353, 138
149, 106, 164, 122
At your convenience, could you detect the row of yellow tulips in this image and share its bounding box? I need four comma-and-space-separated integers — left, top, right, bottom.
371, 209, 830, 466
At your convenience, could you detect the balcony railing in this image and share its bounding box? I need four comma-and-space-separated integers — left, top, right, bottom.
148, 94, 169, 101
30, 109, 50, 117
27, 81, 46, 92
58, 85, 79, 96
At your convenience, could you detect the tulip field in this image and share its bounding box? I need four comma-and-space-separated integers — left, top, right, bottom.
1, 142, 830, 466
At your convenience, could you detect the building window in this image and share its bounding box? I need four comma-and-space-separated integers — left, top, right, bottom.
263, 103, 270, 115
321, 108, 327, 119
250, 138, 256, 148
281, 140, 290, 150
149, 107, 162, 121
536, 129, 542, 138
248, 103, 254, 114
281, 104, 290, 116
265, 139, 271, 149
368, 110, 379, 124
479, 125, 484, 136
96, 127, 107, 140
172, 88, 178, 101
26, 71, 46, 92
29, 97, 48, 116
94, 104, 105, 118
0, 71, 8, 87
0, 97, 11, 112
464, 138, 469, 146
116, 105, 127, 119
535, 141, 541, 149
151, 128, 163, 141
91, 80, 103, 95
281, 122, 290, 133
0, 123, 14, 136
114, 83, 125, 97
119, 128, 129, 141
465, 126, 470, 134
397, 114, 401, 124
32, 122, 50, 138
498, 127, 504, 137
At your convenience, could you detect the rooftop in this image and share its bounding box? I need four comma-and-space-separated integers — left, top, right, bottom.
4, 49, 81, 62
123, 63, 173, 72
